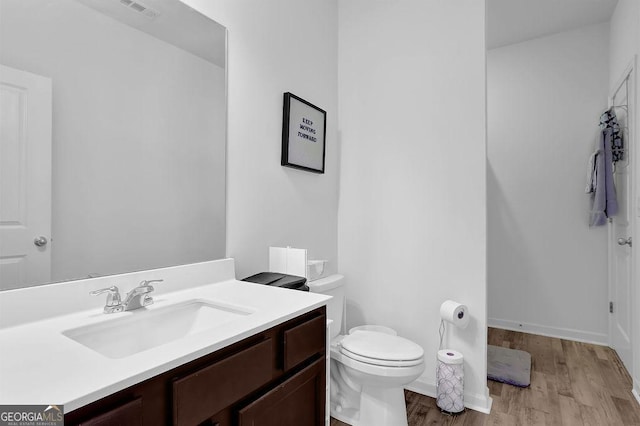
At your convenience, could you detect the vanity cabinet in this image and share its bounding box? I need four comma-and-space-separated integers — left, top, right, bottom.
65, 307, 326, 426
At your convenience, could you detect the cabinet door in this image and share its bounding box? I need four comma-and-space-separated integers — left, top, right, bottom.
238, 358, 325, 426
283, 315, 325, 371
76, 398, 142, 426
173, 339, 273, 426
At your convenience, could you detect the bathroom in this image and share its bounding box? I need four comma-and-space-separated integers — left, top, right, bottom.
0, 0, 639, 425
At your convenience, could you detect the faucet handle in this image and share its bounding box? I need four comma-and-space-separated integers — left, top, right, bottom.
90, 286, 123, 313
139, 279, 163, 289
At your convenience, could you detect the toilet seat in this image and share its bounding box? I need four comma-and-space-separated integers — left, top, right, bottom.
349, 325, 397, 336
340, 331, 424, 367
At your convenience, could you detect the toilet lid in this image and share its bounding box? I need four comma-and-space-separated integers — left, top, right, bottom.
340, 331, 424, 367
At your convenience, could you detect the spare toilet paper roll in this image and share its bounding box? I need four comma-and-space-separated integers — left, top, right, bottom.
437, 349, 464, 364
440, 300, 470, 329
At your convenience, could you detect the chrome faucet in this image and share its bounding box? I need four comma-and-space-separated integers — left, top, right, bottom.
90, 279, 163, 313
122, 279, 163, 311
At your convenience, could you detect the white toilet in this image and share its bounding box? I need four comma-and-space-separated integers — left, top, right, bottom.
308, 274, 425, 426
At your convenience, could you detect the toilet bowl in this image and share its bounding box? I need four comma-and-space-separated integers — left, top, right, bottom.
308, 275, 425, 426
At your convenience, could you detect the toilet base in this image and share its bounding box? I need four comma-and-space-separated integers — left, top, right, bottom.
330, 385, 408, 426
359, 385, 408, 426
330, 404, 358, 425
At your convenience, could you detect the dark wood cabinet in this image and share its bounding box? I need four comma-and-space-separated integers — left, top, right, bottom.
237, 358, 325, 426
172, 338, 274, 425
283, 315, 325, 371
77, 398, 142, 426
65, 307, 326, 426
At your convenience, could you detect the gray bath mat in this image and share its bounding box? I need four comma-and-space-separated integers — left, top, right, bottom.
487, 345, 531, 387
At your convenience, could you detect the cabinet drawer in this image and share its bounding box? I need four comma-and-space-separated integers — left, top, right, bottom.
77, 398, 142, 426
283, 315, 325, 371
172, 338, 273, 426
238, 357, 325, 426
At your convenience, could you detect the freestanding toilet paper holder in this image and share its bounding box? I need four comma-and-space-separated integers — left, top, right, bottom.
436, 300, 469, 414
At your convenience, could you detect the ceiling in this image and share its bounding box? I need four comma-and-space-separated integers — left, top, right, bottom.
487, 0, 619, 49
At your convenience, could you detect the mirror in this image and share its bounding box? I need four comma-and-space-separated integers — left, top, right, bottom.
0, 0, 226, 290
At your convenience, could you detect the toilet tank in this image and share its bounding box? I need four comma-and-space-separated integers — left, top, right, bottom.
307, 274, 344, 339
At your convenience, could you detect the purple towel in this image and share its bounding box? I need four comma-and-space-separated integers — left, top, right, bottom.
590, 128, 618, 226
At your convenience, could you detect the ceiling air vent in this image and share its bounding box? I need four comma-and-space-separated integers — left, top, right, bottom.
117, 0, 161, 19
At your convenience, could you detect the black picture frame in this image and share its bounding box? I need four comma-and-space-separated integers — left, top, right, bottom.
281, 92, 327, 174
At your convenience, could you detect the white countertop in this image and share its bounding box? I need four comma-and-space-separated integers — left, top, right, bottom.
0, 278, 330, 412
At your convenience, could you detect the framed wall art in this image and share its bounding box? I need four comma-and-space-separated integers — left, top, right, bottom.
281, 92, 326, 173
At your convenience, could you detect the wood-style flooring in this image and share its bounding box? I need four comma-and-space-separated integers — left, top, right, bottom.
330, 328, 640, 425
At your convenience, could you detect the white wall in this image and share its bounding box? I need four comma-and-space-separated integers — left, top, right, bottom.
609, 0, 639, 89
487, 23, 611, 344
0, 0, 225, 285
337, 0, 490, 412
182, 0, 339, 280
609, 0, 640, 403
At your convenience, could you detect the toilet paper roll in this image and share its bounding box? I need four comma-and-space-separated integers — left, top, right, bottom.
440, 300, 470, 329
437, 349, 464, 364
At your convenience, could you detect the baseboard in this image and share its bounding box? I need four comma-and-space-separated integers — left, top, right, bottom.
488, 318, 608, 346
633, 383, 640, 406
405, 377, 493, 414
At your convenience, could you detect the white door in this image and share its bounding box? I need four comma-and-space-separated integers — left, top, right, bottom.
0, 65, 52, 290
609, 63, 635, 373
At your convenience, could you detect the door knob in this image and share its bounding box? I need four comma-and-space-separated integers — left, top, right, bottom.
617, 237, 632, 247
34, 236, 48, 247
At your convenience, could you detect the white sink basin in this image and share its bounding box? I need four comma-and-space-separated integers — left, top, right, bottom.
63, 299, 253, 359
